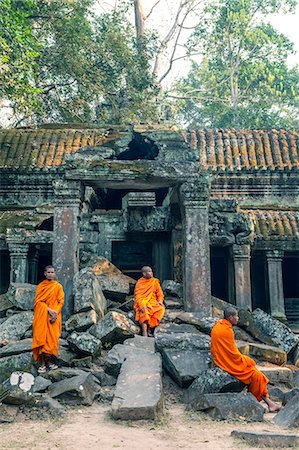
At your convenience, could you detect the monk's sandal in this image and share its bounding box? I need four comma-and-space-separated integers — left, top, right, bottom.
38, 365, 47, 373
48, 363, 58, 370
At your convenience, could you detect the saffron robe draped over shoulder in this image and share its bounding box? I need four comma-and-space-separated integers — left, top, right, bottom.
134, 277, 165, 328
210, 319, 269, 401
32, 279, 64, 362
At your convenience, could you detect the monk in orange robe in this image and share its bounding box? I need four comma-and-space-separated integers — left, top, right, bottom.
134, 266, 165, 337
32, 265, 64, 373
210, 306, 281, 412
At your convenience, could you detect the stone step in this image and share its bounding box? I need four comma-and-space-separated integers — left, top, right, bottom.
257, 365, 294, 386
111, 350, 163, 420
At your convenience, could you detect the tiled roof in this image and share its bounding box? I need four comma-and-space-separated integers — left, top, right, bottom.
243, 209, 299, 240
183, 129, 299, 172
0, 126, 298, 171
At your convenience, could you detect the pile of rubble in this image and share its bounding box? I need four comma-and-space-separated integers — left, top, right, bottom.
0, 257, 298, 430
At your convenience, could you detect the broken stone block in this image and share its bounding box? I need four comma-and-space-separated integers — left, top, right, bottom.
104, 343, 152, 378
273, 393, 299, 428
65, 310, 97, 333
189, 392, 265, 422
186, 368, 245, 404
35, 395, 66, 418
89, 311, 140, 345
258, 365, 294, 386
1, 372, 35, 405
91, 367, 117, 386
0, 311, 33, 345
164, 297, 183, 310
161, 348, 210, 388
5, 283, 37, 311
119, 296, 134, 312
155, 323, 211, 352
249, 309, 298, 354
71, 356, 92, 369
97, 274, 134, 302
112, 351, 163, 420
294, 371, 299, 387
67, 331, 102, 357
0, 352, 34, 383
57, 345, 77, 367
73, 267, 107, 318
123, 335, 155, 352
48, 373, 101, 406
244, 342, 287, 366
282, 388, 299, 406
32, 376, 52, 393
174, 312, 217, 335
47, 367, 87, 382
291, 343, 299, 367
97, 385, 115, 403
161, 280, 183, 299
0, 294, 13, 318
267, 386, 286, 402
231, 430, 299, 448
0, 338, 32, 357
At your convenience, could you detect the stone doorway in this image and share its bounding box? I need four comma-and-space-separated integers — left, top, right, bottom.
283, 252, 299, 326
210, 247, 229, 301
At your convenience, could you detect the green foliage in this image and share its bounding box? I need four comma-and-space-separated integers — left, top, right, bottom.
0, 0, 41, 113
175, 0, 299, 129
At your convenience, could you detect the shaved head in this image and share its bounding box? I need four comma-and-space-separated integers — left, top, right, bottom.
224, 306, 238, 325
141, 266, 153, 279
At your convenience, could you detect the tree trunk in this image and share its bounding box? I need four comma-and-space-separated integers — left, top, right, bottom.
134, 0, 145, 40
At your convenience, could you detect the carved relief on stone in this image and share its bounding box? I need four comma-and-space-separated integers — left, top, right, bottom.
123, 207, 174, 233
209, 210, 254, 246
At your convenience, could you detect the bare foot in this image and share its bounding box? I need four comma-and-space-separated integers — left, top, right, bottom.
268, 404, 282, 413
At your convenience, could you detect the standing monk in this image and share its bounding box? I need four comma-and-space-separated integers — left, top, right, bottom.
134, 266, 165, 337
32, 265, 64, 373
210, 306, 281, 412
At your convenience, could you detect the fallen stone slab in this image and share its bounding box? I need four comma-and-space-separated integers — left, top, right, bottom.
0, 294, 13, 318
164, 297, 183, 310
155, 323, 211, 352
112, 351, 163, 420
189, 392, 265, 422
160, 348, 210, 388
231, 430, 299, 448
89, 311, 140, 345
73, 267, 107, 318
118, 296, 134, 312
267, 386, 286, 402
32, 376, 52, 393
161, 280, 183, 299
291, 344, 299, 367
0, 311, 33, 346
91, 367, 117, 386
294, 371, 299, 387
48, 373, 101, 406
0, 352, 34, 383
273, 393, 299, 428
57, 345, 77, 367
258, 365, 294, 386
1, 372, 35, 405
185, 368, 245, 403
283, 388, 299, 406
174, 312, 217, 335
6, 283, 36, 311
65, 310, 97, 333
243, 342, 287, 366
250, 309, 299, 354
104, 343, 154, 378
123, 335, 155, 352
0, 338, 32, 357
67, 331, 102, 357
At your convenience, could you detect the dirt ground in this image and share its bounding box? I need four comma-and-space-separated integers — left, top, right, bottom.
0, 400, 295, 450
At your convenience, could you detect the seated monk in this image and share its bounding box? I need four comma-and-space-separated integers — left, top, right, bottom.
134, 266, 165, 337
210, 306, 281, 412
32, 265, 64, 373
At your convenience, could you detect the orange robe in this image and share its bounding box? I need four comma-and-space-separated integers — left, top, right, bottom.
134, 277, 165, 328
210, 319, 269, 401
32, 279, 64, 362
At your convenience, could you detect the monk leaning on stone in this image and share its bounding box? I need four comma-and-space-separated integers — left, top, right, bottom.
32, 265, 64, 373
134, 266, 165, 337
210, 306, 281, 413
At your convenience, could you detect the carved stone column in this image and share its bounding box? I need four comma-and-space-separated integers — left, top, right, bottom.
179, 179, 211, 315
53, 180, 83, 319
231, 244, 252, 310
28, 246, 39, 284
266, 250, 286, 321
8, 242, 29, 283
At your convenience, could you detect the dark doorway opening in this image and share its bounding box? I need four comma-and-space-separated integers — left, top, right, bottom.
96, 188, 169, 210
0, 250, 10, 294
37, 244, 53, 284
251, 250, 270, 313
283, 252, 299, 325
210, 247, 228, 301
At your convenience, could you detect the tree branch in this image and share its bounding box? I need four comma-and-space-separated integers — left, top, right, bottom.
145, 0, 162, 20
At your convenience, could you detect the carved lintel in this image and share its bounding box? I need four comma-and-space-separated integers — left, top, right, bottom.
8, 242, 29, 257
53, 179, 83, 207
180, 178, 211, 210
232, 243, 251, 260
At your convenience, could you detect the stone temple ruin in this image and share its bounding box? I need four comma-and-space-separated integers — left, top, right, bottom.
0, 125, 299, 429
0, 125, 298, 325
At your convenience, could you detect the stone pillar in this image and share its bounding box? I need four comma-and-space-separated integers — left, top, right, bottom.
28, 246, 39, 285
179, 179, 211, 315
231, 244, 252, 310
53, 180, 83, 319
8, 242, 29, 283
266, 250, 286, 321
